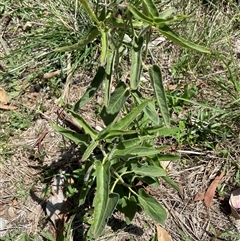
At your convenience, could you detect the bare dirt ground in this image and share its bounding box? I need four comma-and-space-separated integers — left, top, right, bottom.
1, 2, 240, 241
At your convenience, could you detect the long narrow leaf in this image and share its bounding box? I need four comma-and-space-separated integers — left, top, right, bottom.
143, 126, 179, 135
100, 29, 108, 65
157, 25, 211, 53
137, 188, 167, 225
158, 8, 174, 19
130, 36, 144, 90
51, 123, 90, 146
82, 140, 98, 161
69, 110, 98, 139
133, 91, 160, 124
88, 160, 119, 238
112, 146, 169, 158
79, 0, 100, 25
128, 4, 154, 25
111, 100, 150, 130
104, 50, 115, 106
131, 163, 166, 177
73, 67, 105, 111
100, 82, 130, 126
149, 65, 170, 127
142, 0, 159, 18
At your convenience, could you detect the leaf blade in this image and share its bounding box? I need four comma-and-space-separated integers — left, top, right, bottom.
88, 160, 119, 238
137, 188, 167, 225
149, 65, 170, 127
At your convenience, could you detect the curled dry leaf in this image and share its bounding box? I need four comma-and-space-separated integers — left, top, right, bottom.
156, 225, 172, 241
204, 172, 224, 208
229, 188, 240, 219
194, 172, 224, 208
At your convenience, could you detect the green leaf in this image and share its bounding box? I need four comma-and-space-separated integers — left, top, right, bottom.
112, 146, 168, 158
142, 0, 159, 18
51, 123, 90, 146
79, 163, 95, 206
98, 129, 139, 141
69, 110, 98, 139
128, 4, 154, 25
130, 36, 144, 90
105, 82, 129, 114
137, 188, 167, 225
132, 91, 160, 124
122, 196, 137, 225
157, 25, 211, 53
158, 8, 174, 19
55, 26, 100, 52
154, 15, 187, 26
88, 160, 119, 238
100, 29, 108, 65
149, 65, 170, 127
79, 0, 100, 25
104, 50, 115, 106
100, 82, 130, 126
143, 126, 179, 136
131, 163, 166, 177
82, 140, 99, 161
111, 99, 150, 130
73, 67, 105, 111
161, 175, 180, 192
157, 154, 180, 161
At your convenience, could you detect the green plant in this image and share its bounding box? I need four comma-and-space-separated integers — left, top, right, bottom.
52, 0, 210, 239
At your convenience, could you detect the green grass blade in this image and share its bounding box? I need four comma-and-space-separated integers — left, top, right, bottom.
69, 110, 98, 139
142, 0, 159, 18
130, 36, 144, 90
149, 65, 170, 127
157, 25, 211, 53
137, 188, 167, 225
73, 67, 105, 111
55, 26, 100, 52
88, 160, 119, 238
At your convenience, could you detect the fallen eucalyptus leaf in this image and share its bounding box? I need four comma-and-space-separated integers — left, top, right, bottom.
204, 172, 224, 208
